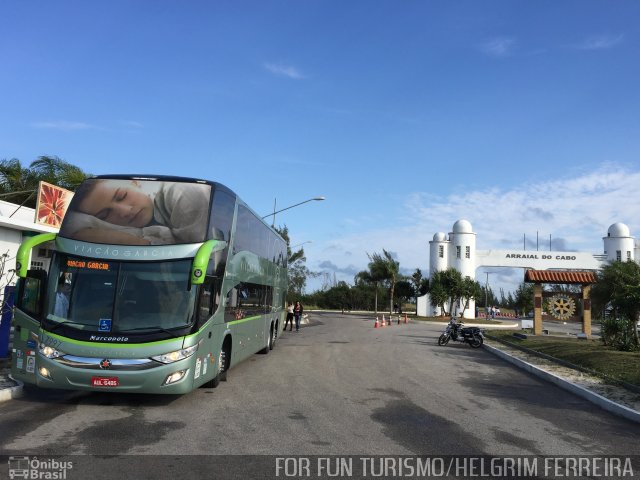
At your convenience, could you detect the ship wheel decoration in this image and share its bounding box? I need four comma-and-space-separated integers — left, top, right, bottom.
549, 294, 577, 320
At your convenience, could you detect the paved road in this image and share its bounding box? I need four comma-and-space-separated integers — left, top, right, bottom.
0, 312, 638, 477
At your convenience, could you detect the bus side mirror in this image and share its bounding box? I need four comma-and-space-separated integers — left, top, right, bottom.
16, 269, 48, 319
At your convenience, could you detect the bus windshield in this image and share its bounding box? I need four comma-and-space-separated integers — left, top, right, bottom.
45, 254, 196, 333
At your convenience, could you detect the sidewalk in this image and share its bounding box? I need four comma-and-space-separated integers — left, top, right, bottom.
482, 338, 640, 424
0, 358, 22, 402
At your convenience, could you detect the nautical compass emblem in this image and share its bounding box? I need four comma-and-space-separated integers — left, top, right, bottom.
99, 359, 112, 370
549, 294, 577, 321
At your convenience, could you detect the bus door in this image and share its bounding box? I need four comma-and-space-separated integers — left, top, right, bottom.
11, 269, 47, 383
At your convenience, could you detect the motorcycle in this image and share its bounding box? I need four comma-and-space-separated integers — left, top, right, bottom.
437, 318, 484, 348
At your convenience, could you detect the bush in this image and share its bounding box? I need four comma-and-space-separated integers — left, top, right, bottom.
600, 316, 638, 352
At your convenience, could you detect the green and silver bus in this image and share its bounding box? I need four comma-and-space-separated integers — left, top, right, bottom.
11, 175, 287, 394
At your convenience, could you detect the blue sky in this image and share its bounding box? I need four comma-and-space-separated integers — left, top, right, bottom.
2, 1, 640, 296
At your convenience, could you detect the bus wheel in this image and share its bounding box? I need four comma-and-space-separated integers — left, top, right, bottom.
202, 347, 227, 388
259, 324, 274, 354
270, 322, 276, 350
219, 346, 228, 382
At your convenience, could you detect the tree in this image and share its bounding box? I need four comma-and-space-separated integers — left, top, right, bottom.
30, 155, 88, 191
0, 250, 16, 320
429, 269, 462, 316
356, 265, 384, 314
457, 276, 483, 317
0, 156, 90, 208
274, 225, 318, 299
0, 158, 39, 206
367, 249, 399, 314
394, 280, 414, 310
513, 283, 534, 316
591, 261, 640, 350
411, 268, 429, 302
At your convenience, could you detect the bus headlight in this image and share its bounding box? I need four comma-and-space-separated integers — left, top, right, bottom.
39, 344, 66, 359
163, 370, 188, 385
151, 344, 198, 364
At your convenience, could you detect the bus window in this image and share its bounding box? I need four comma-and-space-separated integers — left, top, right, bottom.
17, 270, 47, 319
197, 276, 222, 326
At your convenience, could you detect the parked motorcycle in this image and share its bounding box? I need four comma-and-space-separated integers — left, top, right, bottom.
437, 318, 484, 348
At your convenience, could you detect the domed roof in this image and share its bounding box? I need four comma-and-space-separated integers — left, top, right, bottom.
433, 232, 446, 242
452, 219, 473, 234
608, 223, 630, 237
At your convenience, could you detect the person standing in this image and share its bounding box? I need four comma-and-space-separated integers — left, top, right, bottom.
284, 302, 294, 331
293, 301, 303, 332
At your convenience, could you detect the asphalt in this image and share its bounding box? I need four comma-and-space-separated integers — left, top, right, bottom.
1, 316, 638, 426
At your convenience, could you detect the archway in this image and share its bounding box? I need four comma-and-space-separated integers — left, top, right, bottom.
419, 219, 636, 320
524, 269, 597, 337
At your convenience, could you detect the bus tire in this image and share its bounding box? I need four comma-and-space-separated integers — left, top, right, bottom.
270, 321, 277, 350
259, 323, 274, 354
202, 343, 229, 388
219, 343, 229, 382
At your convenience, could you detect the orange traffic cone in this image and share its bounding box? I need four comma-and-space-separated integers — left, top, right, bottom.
374, 317, 379, 328
404, 313, 408, 324
381, 315, 386, 327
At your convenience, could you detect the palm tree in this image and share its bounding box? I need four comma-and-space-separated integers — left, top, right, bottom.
357, 263, 385, 314
30, 155, 88, 190
0, 158, 39, 207
367, 249, 399, 314
274, 225, 316, 298
0, 156, 90, 208
429, 270, 451, 316
429, 268, 464, 316
458, 276, 483, 317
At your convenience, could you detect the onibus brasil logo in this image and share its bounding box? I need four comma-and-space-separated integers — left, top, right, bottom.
8, 456, 73, 479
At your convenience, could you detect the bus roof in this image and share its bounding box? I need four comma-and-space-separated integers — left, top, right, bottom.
94, 174, 237, 197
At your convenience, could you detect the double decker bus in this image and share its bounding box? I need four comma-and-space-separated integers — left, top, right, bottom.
11, 175, 287, 394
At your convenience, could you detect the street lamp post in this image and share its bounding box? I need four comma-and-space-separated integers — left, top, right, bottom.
262, 196, 325, 228
485, 272, 490, 313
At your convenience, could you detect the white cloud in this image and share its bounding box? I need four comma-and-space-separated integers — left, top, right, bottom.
264, 62, 306, 80
308, 164, 640, 295
479, 37, 516, 57
575, 34, 624, 51
31, 121, 95, 131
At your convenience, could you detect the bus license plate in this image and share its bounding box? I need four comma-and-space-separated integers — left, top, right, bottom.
91, 376, 119, 387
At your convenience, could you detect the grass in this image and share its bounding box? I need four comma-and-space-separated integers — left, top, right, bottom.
486, 330, 640, 387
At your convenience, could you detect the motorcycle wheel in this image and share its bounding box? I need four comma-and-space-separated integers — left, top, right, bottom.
438, 334, 450, 346
469, 334, 483, 348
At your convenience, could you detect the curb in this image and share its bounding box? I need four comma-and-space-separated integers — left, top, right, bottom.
484, 344, 640, 424
0, 376, 23, 403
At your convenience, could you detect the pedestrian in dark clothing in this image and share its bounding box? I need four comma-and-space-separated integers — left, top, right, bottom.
293, 301, 303, 332
284, 302, 294, 331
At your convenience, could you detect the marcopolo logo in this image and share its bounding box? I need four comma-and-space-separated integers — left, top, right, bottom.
8, 456, 73, 479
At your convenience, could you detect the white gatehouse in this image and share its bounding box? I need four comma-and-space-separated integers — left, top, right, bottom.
417, 220, 639, 319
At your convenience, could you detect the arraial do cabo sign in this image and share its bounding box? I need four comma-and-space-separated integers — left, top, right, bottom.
417, 220, 639, 319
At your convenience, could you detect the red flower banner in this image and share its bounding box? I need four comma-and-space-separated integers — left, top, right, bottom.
35, 181, 74, 228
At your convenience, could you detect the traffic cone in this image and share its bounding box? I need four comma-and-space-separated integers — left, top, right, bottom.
388, 314, 392, 326
381, 315, 386, 327
397, 316, 401, 325
374, 317, 379, 328
404, 313, 408, 324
